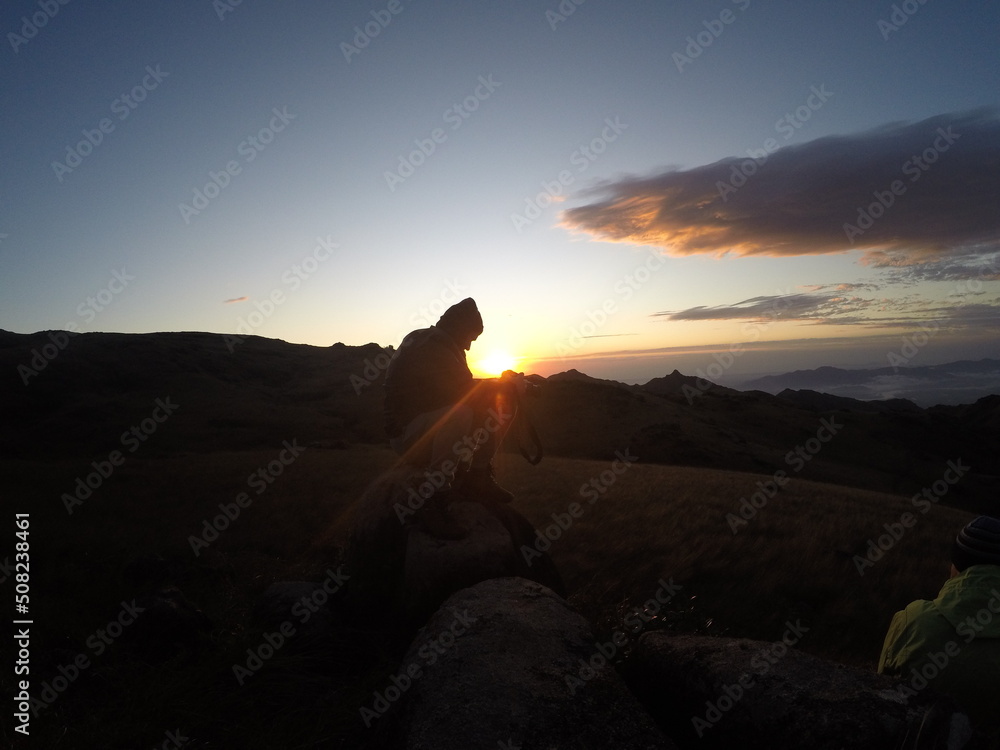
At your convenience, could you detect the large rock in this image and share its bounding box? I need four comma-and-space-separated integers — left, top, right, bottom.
252, 577, 343, 643
347, 466, 564, 624
397, 577, 677, 749
626, 631, 982, 750
402, 501, 517, 623
124, 586, 211, 659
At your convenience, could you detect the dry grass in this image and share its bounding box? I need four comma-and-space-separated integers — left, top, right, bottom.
3, 445, 976, 747
494, 450, 971, 666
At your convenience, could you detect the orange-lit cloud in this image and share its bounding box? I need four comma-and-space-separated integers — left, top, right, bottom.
561, 110, 1000, 270
223, 296, 249, 304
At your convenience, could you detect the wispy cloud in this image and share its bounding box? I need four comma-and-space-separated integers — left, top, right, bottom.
560, 110, 1000, 267
223, 296, 249, 304
655, 291, 1000, 330
656, 293, 838, 322
868, 250, 1000, 284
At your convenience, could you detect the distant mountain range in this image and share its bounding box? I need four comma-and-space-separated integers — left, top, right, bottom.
1, 330, 997, 514
738, 359, 1000, 407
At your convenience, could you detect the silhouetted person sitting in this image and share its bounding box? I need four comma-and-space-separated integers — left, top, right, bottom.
878, 515, 1000, 736
383, 297, 523, 538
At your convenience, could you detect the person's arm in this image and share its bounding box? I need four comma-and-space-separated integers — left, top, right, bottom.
877, 609, 908, 674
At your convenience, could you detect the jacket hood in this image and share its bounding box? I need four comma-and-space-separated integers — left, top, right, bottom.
436, 298, 483, 339
435, 298, 483, 351
934, 564, 1000, 640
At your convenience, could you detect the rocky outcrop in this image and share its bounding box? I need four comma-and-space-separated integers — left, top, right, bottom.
347, 466, 563, 624
347, 470, 994, 748
252, 578, 343, 643
626, 631, 983, 749
398, 577, 677, 749
125, 586, 211, 659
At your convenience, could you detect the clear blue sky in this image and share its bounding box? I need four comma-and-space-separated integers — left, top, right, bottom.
2, 0, 998, 382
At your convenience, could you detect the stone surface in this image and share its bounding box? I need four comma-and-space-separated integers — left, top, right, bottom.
125, 586, 211, 659
347, 466, 564, 625
399, 577, 678, 750
402, 501, 518, 623
626, 631, 982, 750
252, 580, 338, 642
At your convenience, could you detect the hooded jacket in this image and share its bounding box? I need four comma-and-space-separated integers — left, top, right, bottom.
382, 298, 484, 439
878, 564, 1000, 729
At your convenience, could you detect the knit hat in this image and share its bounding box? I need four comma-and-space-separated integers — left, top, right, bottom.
951, 516, 1000, 571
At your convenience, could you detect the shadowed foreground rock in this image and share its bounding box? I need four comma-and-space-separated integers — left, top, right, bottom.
252, 579, 341, 643
627, 632, 985, 750
399, 577, 677, 750
347, 466, 564, 624
402, 501, 518, 622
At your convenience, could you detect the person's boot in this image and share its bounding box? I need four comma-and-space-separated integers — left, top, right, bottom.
418, 490, 468, 540
460, 464, 514, 504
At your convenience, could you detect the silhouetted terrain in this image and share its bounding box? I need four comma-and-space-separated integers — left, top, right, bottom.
3, 328, 998, 748
2, 330, 996, 513
739, 359, 1000, 407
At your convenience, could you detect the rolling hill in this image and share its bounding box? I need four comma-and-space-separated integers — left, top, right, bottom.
1, 329, 996, 513
739, 359, 1000, 407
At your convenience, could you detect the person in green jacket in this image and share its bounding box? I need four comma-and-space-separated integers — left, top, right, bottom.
878, 515, 1000, 735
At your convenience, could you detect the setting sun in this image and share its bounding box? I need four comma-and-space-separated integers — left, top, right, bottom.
471, 350, 520, 378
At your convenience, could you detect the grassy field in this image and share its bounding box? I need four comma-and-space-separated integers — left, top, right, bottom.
3, 444, 976, 748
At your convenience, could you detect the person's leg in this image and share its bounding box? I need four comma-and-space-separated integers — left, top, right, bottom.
390, 404, 474, 486
461, 381, 517, 502
389, 404, 476, 538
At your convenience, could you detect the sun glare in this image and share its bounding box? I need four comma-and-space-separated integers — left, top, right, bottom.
472, 350, 520, 378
